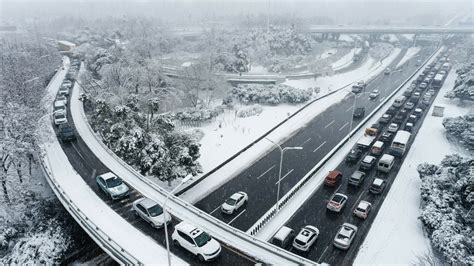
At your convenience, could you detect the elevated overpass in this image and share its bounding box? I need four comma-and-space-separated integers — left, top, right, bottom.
306, 25, 474, 34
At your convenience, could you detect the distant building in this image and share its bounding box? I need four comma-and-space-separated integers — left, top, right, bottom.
432, 105, 445, 117
58, 41, 76, 52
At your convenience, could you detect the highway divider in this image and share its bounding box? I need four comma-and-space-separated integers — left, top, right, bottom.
246, 45, 443, 237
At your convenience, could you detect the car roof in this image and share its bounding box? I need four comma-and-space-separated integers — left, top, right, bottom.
373, 178, 384, 186
230, 192, 243, 200
54, 101, 65, 107
100, 172, 117, 181
363, 155, 376, 163
137, 198, 158, 209
328, 170, 341, 177
352, 170, 365, 177
333, 193, 347, 200
296, 226, 318, 242
357, 201, 371, 210
175, 222, 202, 236
339, 225, 355, 238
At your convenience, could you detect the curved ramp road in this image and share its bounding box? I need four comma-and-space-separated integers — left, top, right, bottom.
194, 46, 436, 232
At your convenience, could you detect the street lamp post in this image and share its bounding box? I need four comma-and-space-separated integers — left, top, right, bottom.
163, 174, 193, 266
344, 89, 371, 136
265, 138, 302, 212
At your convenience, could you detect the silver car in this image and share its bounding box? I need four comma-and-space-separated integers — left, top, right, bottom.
133, 197, 171, 228
333, 223, 358, 250
221, 191, 248, 214
96, 172, 129, 200
292, 225, 319, 251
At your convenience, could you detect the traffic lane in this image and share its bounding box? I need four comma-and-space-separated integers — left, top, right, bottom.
194, 46, 433, 230
281, 72, 440, 264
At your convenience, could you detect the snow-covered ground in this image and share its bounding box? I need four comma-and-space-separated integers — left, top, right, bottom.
339, 34, 355, 43
396, 47, 421, 69
320, 48, 337, 59
354, 62, 473, 264
331, 47, 362, 71
402, 34, 415, 41
180, 47, 402, 201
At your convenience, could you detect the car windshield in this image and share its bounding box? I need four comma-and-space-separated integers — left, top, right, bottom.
56, 114, 65, 119
106, 177, 122, 188
147, 204, 163, 217
194, 232, 211, 247
332, 195, 344, 203
225, 198, 237, 205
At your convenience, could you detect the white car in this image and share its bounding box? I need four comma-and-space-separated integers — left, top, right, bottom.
53, 111, 68, 126
333, 223, 358, 250
292, 225, 319, 251
56, 95, 67, 106
221, 191, 248, 214
96, 172, 129, 200
59, 86, 70, 96
369, 90, 379, 99
326, 193, 348, 212
387, 123, 399, 133
132, 197, 171, 228
353, 200, 372, 220
53, 100, 66, 113
172, 222, 221, 261
384, 68, 391, 75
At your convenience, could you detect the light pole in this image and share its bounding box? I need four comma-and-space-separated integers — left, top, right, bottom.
163, 174, 193, 266
343, 89, 371, 137
265, 138, 302, 212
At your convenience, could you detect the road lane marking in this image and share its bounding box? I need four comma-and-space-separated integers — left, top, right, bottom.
257, 165, 276, 180
379, 96, 386, 102
339, 122, 349, 131
300, 137, 311, 147
71, 142, 86, 161
318, 246, 329, 263
228, 209, 246, 225
313, 141, 327, 153
210, 205, 221, 215
275, 169, 295, 185
351, 191, 366, 212
345, 106, 353, 112
324, 120, 335, 128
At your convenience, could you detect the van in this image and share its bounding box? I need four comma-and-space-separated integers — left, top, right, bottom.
272, 226, 294, 248
378, 154, 395, 173
370, 141, 385, 156
392, 96, 406, 108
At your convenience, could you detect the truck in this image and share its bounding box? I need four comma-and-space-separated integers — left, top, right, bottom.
432, 74, 445, 89
351, 80, 366, 93
356, 127, 378, 150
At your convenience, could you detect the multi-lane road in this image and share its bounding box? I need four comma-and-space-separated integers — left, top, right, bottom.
194, 45, 436, 233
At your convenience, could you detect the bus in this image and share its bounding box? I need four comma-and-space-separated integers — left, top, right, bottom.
390, 130, 411, 157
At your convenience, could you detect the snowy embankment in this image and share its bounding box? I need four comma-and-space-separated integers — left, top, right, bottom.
396, 47, 421, 69
42, 60, 186, 265
354, 64, 472, 264
180, 47, 402, 202
331, 47, 362, 71
320, 48, 337, 59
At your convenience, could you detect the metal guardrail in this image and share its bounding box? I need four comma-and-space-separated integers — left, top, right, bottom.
74, 77, 315, 265
247, 46, 443, 236
39, 154, 141, 265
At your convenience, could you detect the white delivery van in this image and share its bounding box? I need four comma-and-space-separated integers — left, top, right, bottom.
272, 226, 294, 248
392, 96, 407, 108
378, 154, 395, 173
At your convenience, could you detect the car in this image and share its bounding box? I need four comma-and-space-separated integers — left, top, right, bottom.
58, 86, 70, 96
423, 92, 432, 100
419, 82, 428, 90
404, 101, 415, 110
353, 107, 365, 118
351, 80, 366, 93
53, 111, 68, 126
172, 222, 222, 261
95, 172, 129, 200
379, 114, 391, 124
324, 170, 342, 186
415, 59, 421, 66
412, 92, 421, 102
399, 108, 409, 117
386, 106, 397, 115
408, 114, 418, 123
403, 87, 414, 97
62, 80, 72, 87
379, 132, 393, 143
387, 123, 399, 133
221, 191, 248, 214
53, 100, 67, 113
333, 223, 358, 250
327, 193, 348, 212
369, 90, 379, 99
133, 197, 172, 228
359, 155, 377, 171
57, 123, 76, 141
348, 170, 366, 187
346, 148, 362, 163
421, 99, 430, 108
292, 225, 320, 252
405, 122, 414, 132
353, 200, 372, 220
427, 88, 436, 95
414, 108, 423, 117
384, 68, 390, 75
393, 113, 404, 124
369, 178, 386, 194
56, 95, 67, 105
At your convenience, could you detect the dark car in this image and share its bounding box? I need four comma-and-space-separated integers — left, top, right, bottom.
359, 155, 377, 171
386, 106, 397, 115
369, 178, 386, 194
379, 132, 393, 143
379, 114, 392, 124
346, 148, 363, 163
419, 82, 428, 90
393, 113, 405, 124
399, 108, 409, 117
408, 114, 419, 123
353, 107, 365, 119
412, 92, 421, 102
57, 123, 76, 142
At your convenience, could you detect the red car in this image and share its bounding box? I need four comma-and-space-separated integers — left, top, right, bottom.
324, 170, 342, 186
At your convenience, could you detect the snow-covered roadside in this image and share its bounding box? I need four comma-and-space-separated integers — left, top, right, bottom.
331, 48, 362, 71
396, 47, 421, 69
180, 47, 403, 201
320, 48, 337, 59
354, 64, 472, 264
40, 60, 186, 265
